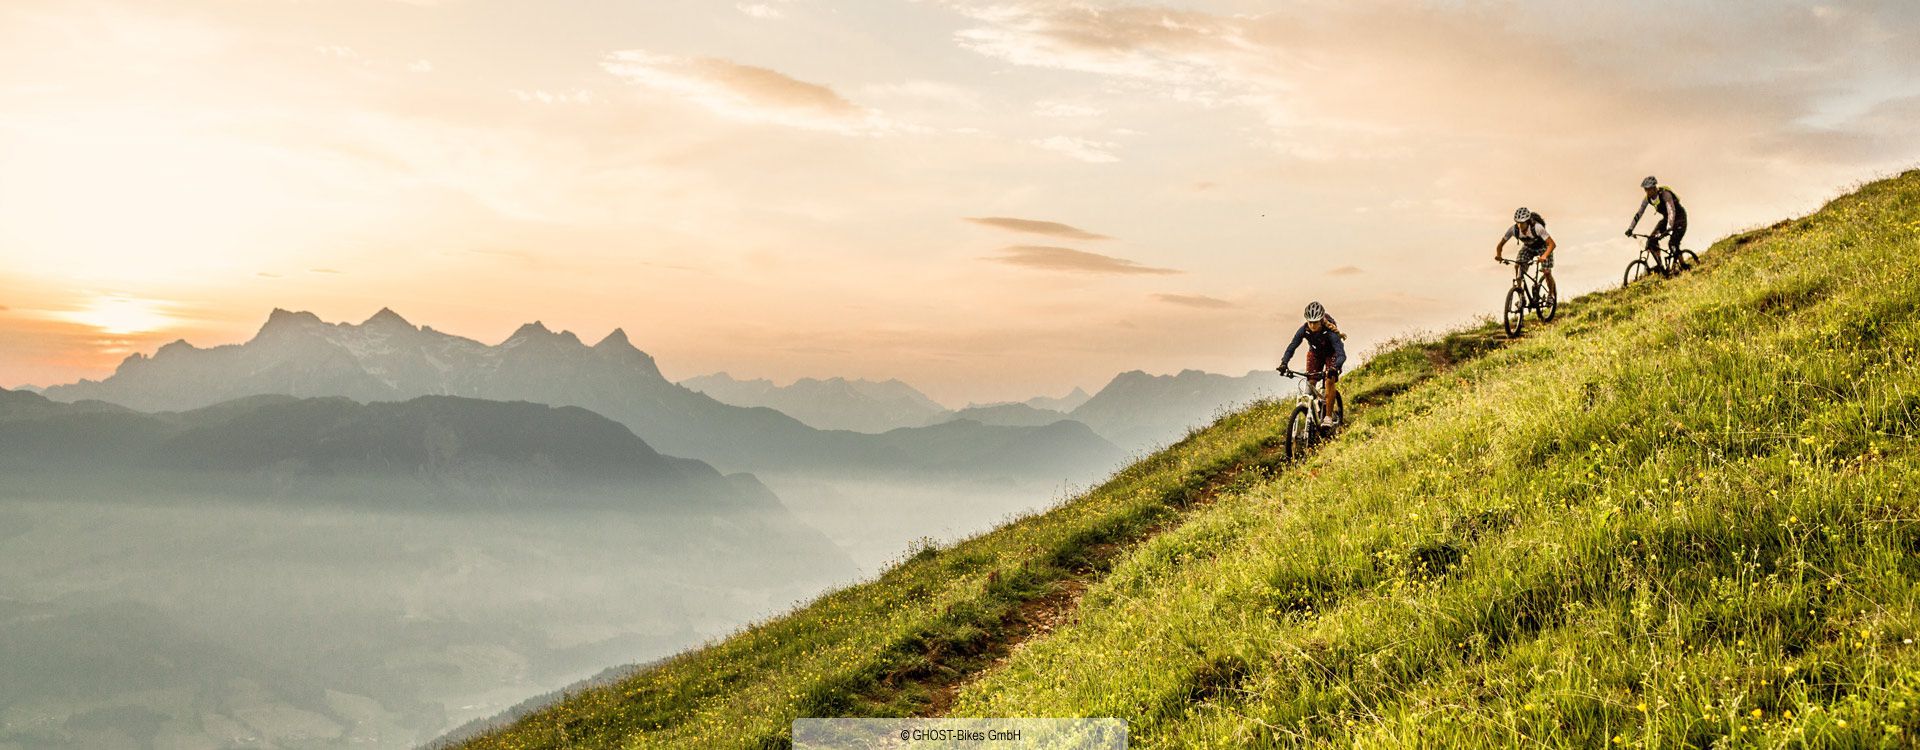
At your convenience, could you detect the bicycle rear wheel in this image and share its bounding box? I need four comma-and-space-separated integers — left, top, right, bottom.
1285, 405, 1313, 460
1503, 287, 1526, 337
1676, 250, 1700, 272
1622, 259, 1650, 288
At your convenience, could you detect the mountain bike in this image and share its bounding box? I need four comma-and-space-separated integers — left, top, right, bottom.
1623, 232, 1700, 287
1275, 367, 1343, 460
1497, 257, 1557, 338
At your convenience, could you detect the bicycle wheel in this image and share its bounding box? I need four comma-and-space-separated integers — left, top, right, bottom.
1285, 405, 1313, 460
1503, 287, 1526, 337
1534, 276, 1558, 322
1622, 259, 1650, 288
1676, 250, 1700, 272
1330, 392, 1346, 433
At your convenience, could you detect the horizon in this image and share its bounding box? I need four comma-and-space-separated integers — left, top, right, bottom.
4, 0, 1919, 404
13, 303, 1258, 410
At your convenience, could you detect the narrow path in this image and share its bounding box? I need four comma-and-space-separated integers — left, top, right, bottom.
861, 440, 1294, 718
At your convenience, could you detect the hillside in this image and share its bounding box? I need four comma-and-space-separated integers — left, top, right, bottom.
0, 391, 779, 512
455, 171, 1920, 749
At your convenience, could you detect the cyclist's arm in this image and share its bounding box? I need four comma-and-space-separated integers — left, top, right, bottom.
1661, 190, 1680, 220
1495, 229, 1510, 260
1628, 199, 1649, 233
1331, 333, 1347, 371
1542, 234, 1557, 260
1280, 326, 1306, 369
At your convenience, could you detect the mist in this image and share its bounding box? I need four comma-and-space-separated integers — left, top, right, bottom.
0, 488, 855, 749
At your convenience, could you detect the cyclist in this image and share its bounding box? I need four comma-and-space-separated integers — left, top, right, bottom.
1495, 207, 1556, 299
1625, 176, 1687, 272
1277, 301, 1346, 427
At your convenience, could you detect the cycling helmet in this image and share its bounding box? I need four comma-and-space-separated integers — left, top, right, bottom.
1304, 301, 1325, 322
1513, 207, 1532, 223
1642, 176, 1659, 190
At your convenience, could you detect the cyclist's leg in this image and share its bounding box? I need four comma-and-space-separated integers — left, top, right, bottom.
1519, 246, 1545, 296
1669, 222, 1688, 256
1647, 221, 1668, 272
1324, 366, 1341, 424
1305, 350, 1335, 426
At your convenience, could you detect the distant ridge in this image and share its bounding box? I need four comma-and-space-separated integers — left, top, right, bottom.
681, 373, 949, 433
41, 310, 1124, 480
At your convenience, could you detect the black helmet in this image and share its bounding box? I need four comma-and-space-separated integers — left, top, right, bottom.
1513, 207, 1532, 223
1304, 301, 1325, 322
1642, 176, 1659, 190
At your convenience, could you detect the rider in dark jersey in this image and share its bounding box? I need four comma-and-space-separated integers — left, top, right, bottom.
1627, 176, 1688, 272
1278, 301, 1346, 427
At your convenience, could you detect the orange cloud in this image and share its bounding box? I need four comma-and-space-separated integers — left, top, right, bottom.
964, 217, 1110, 240
602, 50, 888, 133
1153, 293, 1234, 309
986, 246, 1178, 275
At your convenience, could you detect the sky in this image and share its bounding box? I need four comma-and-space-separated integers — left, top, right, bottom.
2, 0, 1918, 406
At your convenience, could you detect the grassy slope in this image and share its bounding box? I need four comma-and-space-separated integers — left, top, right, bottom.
954, 171, 1920, 747
464, 170, 1920, 749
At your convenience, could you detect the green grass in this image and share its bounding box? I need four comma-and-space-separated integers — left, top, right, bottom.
462, 170, 1920, 749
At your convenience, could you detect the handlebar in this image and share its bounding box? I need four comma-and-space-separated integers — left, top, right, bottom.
1276, 368, 1329, 381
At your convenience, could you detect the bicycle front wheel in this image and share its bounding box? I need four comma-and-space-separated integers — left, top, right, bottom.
1503, 287, 1526, 337
1286, 406, 1313, 460
1623, 259, 1650, 288
1534, 276, 1558, 322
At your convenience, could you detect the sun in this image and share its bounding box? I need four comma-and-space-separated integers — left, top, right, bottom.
58, 295, 177, 335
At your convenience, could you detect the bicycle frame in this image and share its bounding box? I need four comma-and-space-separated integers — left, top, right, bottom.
1284, 371, 1328, 420
1509, 260, 1542, 296
1629, 232, 1686, 268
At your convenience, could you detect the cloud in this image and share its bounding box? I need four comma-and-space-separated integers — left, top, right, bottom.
308, 268, 342, 274
407, 59, 434, 73
603, 50, 889, 134
947, 4, 1244, 92
986, 246, 1177, 275
964, 217, 1109, 240
1327, 265, 1364, 276
1030, 135, 1119, 163
738, 3, 785, 19
1153, 293, 1233, 309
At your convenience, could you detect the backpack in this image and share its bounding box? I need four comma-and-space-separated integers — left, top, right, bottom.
1516, 214, 1547, 242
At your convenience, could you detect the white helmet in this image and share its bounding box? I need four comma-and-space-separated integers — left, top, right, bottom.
1642, 176, 1659, 190
1304, 301, 1326, 322
1513, 207, 1532, 223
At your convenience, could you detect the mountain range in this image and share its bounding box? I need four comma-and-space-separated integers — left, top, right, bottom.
680, 373, 948, 433
682, 367, 1276, 455
40, 309, 1124, 479
0, 387, 788, 512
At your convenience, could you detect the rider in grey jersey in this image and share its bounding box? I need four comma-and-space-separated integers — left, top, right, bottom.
1495, 207, 1557, 300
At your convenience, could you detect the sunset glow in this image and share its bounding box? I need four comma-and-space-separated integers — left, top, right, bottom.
3, 1, 1918, 401
56, 294, 177, 336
